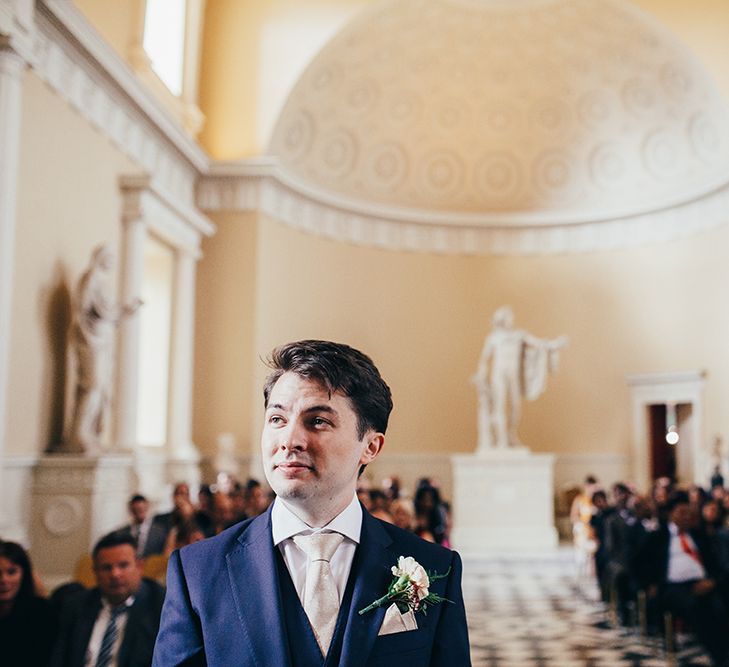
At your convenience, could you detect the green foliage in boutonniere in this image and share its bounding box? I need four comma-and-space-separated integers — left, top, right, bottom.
359, 556, 453, 616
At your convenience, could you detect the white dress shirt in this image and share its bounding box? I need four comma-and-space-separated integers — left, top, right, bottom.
84, 595, 134, 667
272, 494, 362, 605
666, 522, 706, 583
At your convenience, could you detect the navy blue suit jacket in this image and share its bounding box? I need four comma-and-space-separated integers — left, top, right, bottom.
152, 506, 471, 666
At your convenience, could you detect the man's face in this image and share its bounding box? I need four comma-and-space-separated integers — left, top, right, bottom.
261, 372, 383, 517
129, 499, 148, 524
670, 502, 694, 532
94, 544, 142, 605
173, 484, 190, 509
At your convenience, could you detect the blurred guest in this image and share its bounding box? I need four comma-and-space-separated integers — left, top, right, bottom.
244, 478, 270, 518
119, 494, 153, 558
0, 541, 57, 667
710, 465, 724, 491
414, 485, 446, 543
382, 476, 401, 502
390, 498, 416, 532
51, 532, 165, 667
212, 492, 237, 533
590, 489, 613, 600
144, 482, 194, 556
368, 489, 393, 522
195, 485, 216, 537
642, 491, 729, 666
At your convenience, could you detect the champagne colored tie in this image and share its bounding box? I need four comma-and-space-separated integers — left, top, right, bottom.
292, 532, 345, 655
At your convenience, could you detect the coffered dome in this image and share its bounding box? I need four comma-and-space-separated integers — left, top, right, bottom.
267, 0, 729, 243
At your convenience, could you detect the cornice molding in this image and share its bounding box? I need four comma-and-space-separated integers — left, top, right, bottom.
198, 160, 729, 255
120, 175, 215, 257
30, 1, 210, 214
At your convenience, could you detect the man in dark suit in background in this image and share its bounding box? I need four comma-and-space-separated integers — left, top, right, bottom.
642, 491, 729, 666
153, 340, 471, 666
52, 532, 165, 667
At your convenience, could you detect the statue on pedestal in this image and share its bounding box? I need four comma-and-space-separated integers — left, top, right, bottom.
59, 244, 141, 453
473, 306, 567, 451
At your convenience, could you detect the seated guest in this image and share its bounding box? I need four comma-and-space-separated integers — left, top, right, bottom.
390, 498, 416, 532
119, 494, 154, 558
368, 489, 393, 522
51, 532, 165, 667
0, 541, 58, 667
642, 491, 729, 666
244, 478, 270, 517
145, 482, 196, 556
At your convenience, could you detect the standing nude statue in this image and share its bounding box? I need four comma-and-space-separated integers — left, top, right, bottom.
62, 244, 141, 453
473, 306, 567, 451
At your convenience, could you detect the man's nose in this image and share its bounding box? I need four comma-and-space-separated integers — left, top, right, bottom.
281, 421, 306, 450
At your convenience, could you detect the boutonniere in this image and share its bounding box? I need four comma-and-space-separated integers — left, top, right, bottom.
359, 556, 452, 616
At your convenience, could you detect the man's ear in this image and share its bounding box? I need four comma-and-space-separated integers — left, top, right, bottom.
360, 432, 385, 466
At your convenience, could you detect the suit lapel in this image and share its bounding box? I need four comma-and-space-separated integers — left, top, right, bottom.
226, 510, 292, 667
339, 511, 395, 667
73, 592, 102, 666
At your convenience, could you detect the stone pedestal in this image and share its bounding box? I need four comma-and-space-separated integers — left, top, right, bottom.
30, 454, 135, 582
451, 448, 558, 555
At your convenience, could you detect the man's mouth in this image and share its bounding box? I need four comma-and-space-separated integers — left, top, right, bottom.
274, 461, 312, 471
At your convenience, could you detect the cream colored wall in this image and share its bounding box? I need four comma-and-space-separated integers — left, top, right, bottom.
198, 0, 368, 158
237, 215, 729, 487
7, 71, 138, 456
193, 212, 259, 458
72, 0, 138, 61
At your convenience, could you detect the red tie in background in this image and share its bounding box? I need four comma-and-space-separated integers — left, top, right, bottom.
679, 531, 702, 565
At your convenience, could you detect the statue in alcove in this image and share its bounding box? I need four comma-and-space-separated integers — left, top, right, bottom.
473, 306, 567, 451
60, 244, 142, 453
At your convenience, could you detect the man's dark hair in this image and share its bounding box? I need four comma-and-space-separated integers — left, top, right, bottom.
263, 340, 393, 439
666, 490, 690, 514
92, 530, 138, 561
129, 494, 147, 505
591, 490, 607, 504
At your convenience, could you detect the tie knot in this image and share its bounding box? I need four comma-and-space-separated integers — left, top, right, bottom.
110, 604, 128, 619
293, 531, 344, 562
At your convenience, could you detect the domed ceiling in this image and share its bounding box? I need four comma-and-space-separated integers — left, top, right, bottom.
263, 0, 729, 252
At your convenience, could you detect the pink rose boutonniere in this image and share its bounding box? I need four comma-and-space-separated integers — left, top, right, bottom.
359, 556, 452, 616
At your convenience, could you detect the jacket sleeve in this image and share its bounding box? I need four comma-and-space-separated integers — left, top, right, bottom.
429, 550, 472, 666
152, 550, 207, 667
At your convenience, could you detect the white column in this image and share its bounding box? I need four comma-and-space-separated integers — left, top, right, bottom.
166, 248, 201, 483
114, 215, 147, 451
0, 46, 27, 527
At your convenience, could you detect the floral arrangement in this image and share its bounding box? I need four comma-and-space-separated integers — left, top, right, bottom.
359, 556, 452, 616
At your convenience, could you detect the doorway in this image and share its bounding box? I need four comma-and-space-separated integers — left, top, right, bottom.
627, 371, 705, 489
647, 402, 694, 483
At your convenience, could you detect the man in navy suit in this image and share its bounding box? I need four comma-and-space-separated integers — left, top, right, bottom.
52, 532, 165, 667
153, 340, 471, 666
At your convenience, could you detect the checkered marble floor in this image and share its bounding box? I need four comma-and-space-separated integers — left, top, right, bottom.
462, 548, 711, 667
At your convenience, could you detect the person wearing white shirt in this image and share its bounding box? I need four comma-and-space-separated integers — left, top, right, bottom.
643, 491, 729, 666
153, 340, 471, 667
51, 532, 165, 667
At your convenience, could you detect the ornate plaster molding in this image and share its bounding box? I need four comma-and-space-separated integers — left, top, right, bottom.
198, 161, 729, 255
120, 175, 215, 257
31, 1, 209, 209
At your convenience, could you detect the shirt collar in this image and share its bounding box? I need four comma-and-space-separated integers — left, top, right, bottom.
271, 494, 362, 546
101, 594, 135, 611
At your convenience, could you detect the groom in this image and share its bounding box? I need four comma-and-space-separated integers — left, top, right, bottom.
152, 340, 471, 666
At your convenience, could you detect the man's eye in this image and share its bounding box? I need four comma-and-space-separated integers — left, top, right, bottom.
268, 415, 284, 425
312, 417, 330, 427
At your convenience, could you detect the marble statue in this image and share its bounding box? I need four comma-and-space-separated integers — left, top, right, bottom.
62, 244, 141, 453
473, 306, 567, 451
